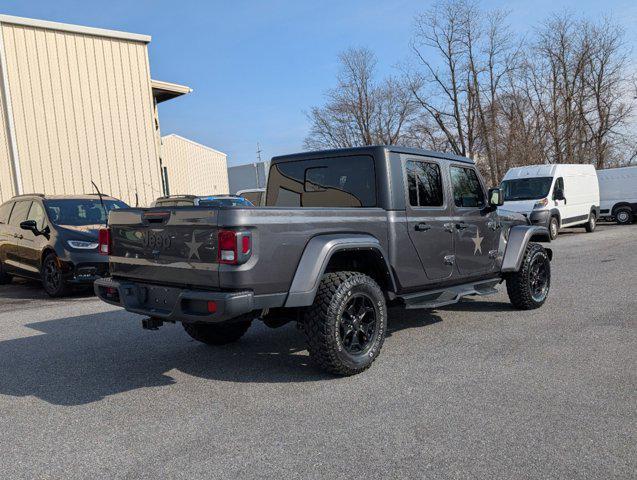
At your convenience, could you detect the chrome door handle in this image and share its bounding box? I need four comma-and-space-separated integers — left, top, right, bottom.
415, 223, 431, 232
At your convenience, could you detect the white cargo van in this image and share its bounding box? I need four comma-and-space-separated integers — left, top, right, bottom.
500, 164, 600, 239
597, 166, 637, 224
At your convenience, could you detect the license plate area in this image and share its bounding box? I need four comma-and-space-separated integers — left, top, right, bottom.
142, 285, 181, 314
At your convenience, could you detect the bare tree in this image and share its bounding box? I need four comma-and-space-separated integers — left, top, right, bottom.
304, 48, 416, 150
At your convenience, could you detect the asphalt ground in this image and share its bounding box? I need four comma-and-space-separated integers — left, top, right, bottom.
0, 223, 635, 479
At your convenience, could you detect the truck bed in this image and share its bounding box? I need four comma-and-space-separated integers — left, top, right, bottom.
108, 206, 390, 295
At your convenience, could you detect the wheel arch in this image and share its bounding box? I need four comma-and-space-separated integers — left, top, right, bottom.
284, 234, 396, 307
502, 225, 551, 273
611, 202, 633, 215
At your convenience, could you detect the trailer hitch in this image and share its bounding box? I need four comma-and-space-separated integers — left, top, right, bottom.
142, 317, 164, 330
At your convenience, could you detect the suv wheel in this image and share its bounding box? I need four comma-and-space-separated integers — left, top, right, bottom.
584, 213, 596, 232
0, 261, 12, 285
549, 216, 559, 240
506, 243, 551, 310
302, 271, 387, 376
41, 253, 71, 297
614, 207, 633, 225
183, 315, 253, 345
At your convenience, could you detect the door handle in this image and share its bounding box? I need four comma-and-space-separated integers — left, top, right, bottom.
414, 223, 431, 232
443, 223, 455, 233
455, 222, 468, 230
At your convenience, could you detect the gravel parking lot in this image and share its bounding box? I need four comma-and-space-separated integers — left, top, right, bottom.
0, 224, 635, 479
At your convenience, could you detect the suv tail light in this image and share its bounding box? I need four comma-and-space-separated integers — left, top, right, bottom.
218, 229, 252, 265
98, 228, 111, 255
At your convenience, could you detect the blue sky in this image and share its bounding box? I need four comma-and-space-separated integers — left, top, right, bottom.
1, 0, 635, 166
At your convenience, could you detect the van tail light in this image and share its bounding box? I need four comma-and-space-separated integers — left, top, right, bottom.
98, 228, 111, 256
218, 229, 252, 265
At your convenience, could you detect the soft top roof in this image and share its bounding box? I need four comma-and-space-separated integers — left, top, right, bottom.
271, 145, 474, 165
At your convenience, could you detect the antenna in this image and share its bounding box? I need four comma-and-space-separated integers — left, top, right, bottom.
91, 180, 108, 227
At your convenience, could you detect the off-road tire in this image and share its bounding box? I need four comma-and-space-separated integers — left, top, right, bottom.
302, 271, 387, 376
584, 212, 596, 232
549, 216, 559, 240
183, 315, 253, 345
506, 243, 551, 310
41, 253, 71, 297
614, 207, 633, 225
0, 261, 12, 285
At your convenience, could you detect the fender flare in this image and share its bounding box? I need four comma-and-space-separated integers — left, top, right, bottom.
284, 234, 396, 307
501, 225, 551, 273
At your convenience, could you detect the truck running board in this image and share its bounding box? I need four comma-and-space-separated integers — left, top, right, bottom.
400, 278, 500, 310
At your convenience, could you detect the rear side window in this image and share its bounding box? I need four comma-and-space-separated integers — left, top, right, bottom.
406, 160, 444, 207
8, 201, 31, 226
450, 166, 485, 208
266, 155, 376, 207
0, 202, 14, 224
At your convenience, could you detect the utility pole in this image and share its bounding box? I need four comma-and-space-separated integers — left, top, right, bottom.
255, 142, 262, 188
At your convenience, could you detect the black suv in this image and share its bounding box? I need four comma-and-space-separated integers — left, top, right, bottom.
0, 194, 127, 296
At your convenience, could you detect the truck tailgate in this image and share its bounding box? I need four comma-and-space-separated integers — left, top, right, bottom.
108, 208, 220, 289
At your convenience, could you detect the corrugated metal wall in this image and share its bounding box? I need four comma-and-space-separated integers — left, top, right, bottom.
0, 85, 14, 201
161, 134, 229, 196
0, 22, 162, 206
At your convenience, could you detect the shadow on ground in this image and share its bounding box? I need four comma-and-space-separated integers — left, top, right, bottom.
0, 306, 442, 406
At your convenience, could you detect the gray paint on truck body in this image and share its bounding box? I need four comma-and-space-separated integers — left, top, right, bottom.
100, 145, 547, 323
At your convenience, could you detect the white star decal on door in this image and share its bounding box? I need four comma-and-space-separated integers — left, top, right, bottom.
185, 232, 202, 260
472, 229, 484, 255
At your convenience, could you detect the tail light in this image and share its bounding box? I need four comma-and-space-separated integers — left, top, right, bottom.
98, 228, 111, 255
218, 229, 252, 265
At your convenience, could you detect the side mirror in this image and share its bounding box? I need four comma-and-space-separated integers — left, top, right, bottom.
20, 220, 38, 234
488, 187, 504, 207
554, 188, 565, 201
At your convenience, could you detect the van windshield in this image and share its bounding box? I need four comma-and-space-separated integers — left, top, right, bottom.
501, 177, 553, 201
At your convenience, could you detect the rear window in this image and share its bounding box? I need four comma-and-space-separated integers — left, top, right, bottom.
266, 155, 376, 207
0, 202, 13, 224
8, 201, 31, 226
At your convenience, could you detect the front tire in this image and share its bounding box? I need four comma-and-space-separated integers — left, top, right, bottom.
549, 216, 559, 240
584, 212, 596, 232
506, 243, 551, 310
614, 207, 633, 225
302, 272, 387, 376
41, 253, 71, 297
183, 315, 253, 345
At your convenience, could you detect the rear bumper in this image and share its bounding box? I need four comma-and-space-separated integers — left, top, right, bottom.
94, 277, 285, 323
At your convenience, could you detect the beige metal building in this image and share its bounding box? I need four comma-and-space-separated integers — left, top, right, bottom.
160, 134, 229, 196
0, 14, 190, 206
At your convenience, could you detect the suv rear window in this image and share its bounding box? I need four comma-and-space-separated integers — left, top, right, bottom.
8, 201, 31, 226
266, 155, 376, 207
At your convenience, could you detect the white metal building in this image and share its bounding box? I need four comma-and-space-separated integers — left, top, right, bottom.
0, 14, 190, 206
160, 134, 229, 196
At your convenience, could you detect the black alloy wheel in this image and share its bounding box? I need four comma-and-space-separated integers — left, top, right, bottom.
528, 254, 550, 303
339, 293, 377, 355
42, 254, 70, 297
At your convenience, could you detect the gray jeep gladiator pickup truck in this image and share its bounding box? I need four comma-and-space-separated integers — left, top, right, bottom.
95, 146, 553, 376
